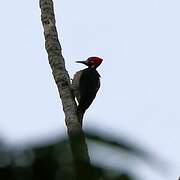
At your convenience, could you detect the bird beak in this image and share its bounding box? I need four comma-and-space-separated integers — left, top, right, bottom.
76, 60, 87, 65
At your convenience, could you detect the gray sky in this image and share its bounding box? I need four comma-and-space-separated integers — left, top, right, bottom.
0, 0, 180, 179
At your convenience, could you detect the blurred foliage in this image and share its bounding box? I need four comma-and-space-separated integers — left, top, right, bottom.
0, 130, 167, 180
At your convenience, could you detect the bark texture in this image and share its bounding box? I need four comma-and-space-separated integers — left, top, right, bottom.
39, 0, 92, 179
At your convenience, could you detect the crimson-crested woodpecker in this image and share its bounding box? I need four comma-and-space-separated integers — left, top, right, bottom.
72, 56, 103, 125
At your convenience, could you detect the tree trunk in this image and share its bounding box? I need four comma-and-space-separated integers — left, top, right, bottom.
39, 0, 92, 179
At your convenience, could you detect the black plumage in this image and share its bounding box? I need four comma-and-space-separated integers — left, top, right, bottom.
77, 68, 100, 114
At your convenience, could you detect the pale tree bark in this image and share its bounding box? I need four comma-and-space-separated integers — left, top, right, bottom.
39, 0, 92, 179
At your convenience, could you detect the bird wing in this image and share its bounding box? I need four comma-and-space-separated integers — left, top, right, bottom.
72, 70, 83, 103
78, 68, 100, 112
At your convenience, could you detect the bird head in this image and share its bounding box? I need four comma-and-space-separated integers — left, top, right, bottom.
76, 56, 103, 68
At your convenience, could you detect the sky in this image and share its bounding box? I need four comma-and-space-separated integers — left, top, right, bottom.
0, 0, 180, 179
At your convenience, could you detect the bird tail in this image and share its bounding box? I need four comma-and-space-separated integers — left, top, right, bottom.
76, 106, 85, 126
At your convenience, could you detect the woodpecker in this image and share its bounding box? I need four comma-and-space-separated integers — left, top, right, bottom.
72, 56, 103, 125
